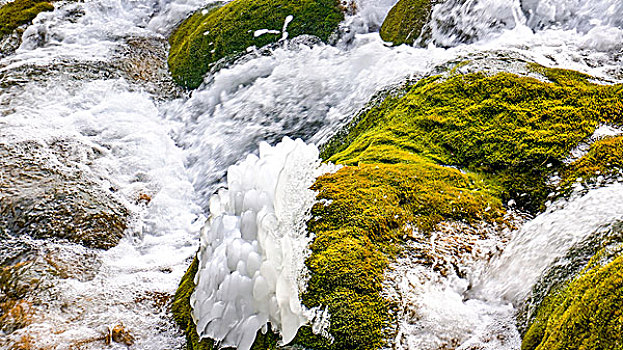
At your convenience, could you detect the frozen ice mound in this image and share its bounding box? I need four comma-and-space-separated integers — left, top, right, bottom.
191, 137, 336, 349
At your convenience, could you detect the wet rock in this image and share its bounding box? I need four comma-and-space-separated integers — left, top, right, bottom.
104, 324, 135, 346
0, 299, 34, 334
113, 36, 185, 99
0, 242, 102, 347
0, 136, 129, 249
0, 27, 23, 59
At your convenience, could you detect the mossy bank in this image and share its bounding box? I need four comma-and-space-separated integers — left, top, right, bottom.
172, 67, 623, 349
167, 0, 344, 89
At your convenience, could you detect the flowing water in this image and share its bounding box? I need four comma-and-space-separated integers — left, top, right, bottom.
1, 0, 622, 348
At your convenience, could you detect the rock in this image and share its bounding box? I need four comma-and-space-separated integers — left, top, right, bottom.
0, 136, 129, 249
0, 242, 101, 349
167, 0, 344, 89
521, 243, 623, 350
379, 0, 433, 46
558, 135, 623, 196
322, 64, 623, 213
105, 324, 135, 346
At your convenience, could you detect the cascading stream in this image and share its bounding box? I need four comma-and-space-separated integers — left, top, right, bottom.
1, 0, 622, 348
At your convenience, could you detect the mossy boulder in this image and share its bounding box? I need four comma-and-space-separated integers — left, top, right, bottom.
323, 66, 623, 212
379, 0, 432, 46
302, 67, 622, 347
296, 161, 505, 349
521, 248, 623, 350
0, 0, 53, 37
168, 0, 344, 89
172, 67, 623, 349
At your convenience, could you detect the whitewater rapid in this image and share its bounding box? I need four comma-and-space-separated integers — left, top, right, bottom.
1, 0, 622, 348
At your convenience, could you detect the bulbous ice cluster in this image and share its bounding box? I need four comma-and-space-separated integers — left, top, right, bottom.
191, 137, 335, 350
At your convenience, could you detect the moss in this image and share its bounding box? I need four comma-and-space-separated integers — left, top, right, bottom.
0, 0, 53, 36
173, 68, 623, 349
522, 251, 623, 350
168, 0, 344, 89
560, 135, 623, 191
171, 256, 214, 350
323, 71, 623, 212
303, 69, 623, 348
297, 158, 505, 349
379, 0, 432, 46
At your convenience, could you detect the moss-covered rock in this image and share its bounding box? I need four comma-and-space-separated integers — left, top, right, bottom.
0, 0, 53, 37
521, 249, 623, 350
559, 135, 623, 192
168, 0, 344, 89
323, 68, 623, 212
305, 68, 622, 347
379, 0, 432, 46
297, 161, 505, 349
172, 67, 623, 350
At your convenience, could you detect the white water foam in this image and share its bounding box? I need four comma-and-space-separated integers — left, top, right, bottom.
477, 183, 623, 304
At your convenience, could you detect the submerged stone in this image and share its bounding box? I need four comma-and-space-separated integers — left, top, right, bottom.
0, 137, 129, 249
167, 0, 344, 89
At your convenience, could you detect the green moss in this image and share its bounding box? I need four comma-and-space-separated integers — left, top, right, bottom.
560, 135, 623, 191
172, 68, 623, 350
297, 158, 505, 349
522, 251, 623, 350
0, 0, 53, 36
323, 71, 623, 212
304, 69, 623, 348
168, 0, 344, 89
379, 0, 432, 46
172, 256, 213, 350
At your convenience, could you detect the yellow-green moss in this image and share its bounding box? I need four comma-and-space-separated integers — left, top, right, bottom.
171, 257, 213, 350
296, 158, 505, 349
522, 251, 623, 350
560, 135, 623, 191
172, 68, 623, 350
324, 71, 623, 212
379, 0, 432, 46
0, 0, 53, 36
167, 0, 344, 89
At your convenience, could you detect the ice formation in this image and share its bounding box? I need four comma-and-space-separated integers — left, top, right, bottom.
191, 137, 336, 349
